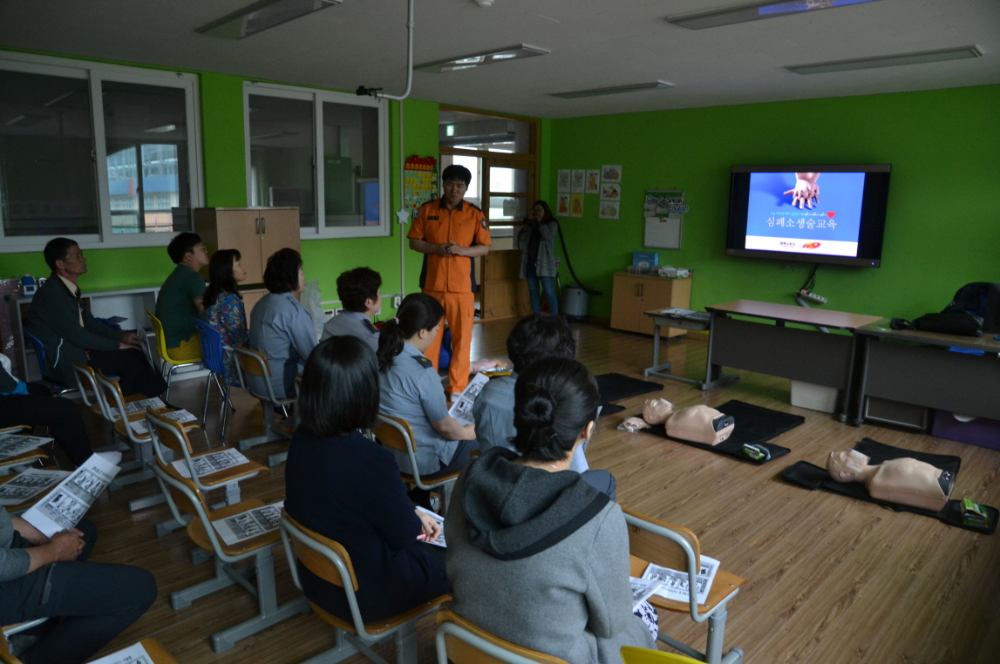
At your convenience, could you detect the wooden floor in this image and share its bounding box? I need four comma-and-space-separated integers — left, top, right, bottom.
73, 318, 1000, 664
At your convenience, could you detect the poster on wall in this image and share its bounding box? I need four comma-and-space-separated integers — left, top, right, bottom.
600, 183, 621, 201
571, 170, 586, 193
586, 169, 601, 194
557, 170, 571, 192
644, 189, 685, 249
556, 193, 571, 217
570, 193, 584, 218
601, 165, 623, 183
404, 156, 438, 220
599, 201, 620, 220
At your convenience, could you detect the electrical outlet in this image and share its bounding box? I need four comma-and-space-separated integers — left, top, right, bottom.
393, 294, 402, 308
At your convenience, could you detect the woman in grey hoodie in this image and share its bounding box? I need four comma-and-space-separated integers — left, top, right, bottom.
445, 358, 655, 664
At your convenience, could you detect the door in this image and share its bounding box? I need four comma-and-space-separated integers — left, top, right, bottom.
480, 157, 536, 320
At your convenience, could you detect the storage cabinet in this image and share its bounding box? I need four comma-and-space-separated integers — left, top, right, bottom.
610, 273, 691, 337
195, 207, 300, 286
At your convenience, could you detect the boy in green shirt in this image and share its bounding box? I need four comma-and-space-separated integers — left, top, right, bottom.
155, 232, 209, 360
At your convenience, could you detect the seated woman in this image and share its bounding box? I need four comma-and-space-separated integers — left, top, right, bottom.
284, 336, 449, 623
201, 249, 249, 387
0, 510, 157, 664
446, 358, 655, 664
377, 293, 476, 479
248, 248, 316, 400
472, 313, 616, 498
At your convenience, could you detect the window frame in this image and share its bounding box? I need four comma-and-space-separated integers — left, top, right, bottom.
0, 52, 204, 253
244, 81, 390, 240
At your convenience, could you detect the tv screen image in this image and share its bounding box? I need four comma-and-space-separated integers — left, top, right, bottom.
727, 165, 890, 267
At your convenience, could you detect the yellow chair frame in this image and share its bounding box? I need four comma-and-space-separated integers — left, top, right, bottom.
147, 309, 202, 401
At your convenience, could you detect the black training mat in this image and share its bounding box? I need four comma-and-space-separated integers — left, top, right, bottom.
602, 404, 626, 416
595, 373, 663, 404
644, 400, 803, 464
781, 438, 996, 534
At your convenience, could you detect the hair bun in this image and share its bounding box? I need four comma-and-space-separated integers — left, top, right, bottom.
517, 383, 557, 429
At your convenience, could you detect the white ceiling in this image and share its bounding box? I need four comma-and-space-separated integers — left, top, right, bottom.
1, 0, 998, 119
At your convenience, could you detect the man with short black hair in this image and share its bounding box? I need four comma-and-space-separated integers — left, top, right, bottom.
155, 232, 209, 361
321, 267, 382, 351
407, 164, 491, 399
26, 238, 167, 397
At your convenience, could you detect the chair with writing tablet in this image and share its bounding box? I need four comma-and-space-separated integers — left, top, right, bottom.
232, 345, 295, 467
193, 318, 236, 440
622, 507, 746, 664
0, 426, 48, 477
620, 646, 704, 664
147, 410, 307, 653
147, 309, 202, 402
434, 608, 569, 664
280, 510, 450, 664
145, 405, 266, 534
373, 413, 460, 514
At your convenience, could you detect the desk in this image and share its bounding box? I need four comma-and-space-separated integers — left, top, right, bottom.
854, 321, 1000, 426
703, 300, 883, 420
643, 309, 710, 385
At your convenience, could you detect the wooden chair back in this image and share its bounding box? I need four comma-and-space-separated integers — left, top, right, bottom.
94, 370, 130, 422
373, 414, 417, 455
234, 345, 270, 378
70, 360, 100, 411
622, 506, 699, 574
145, 408, 194, 461
434, 609, 568, 664
280, 511, 359, 592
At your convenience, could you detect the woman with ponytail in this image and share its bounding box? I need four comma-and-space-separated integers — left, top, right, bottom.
445, 358, 656, 664
377, 293, 477, 479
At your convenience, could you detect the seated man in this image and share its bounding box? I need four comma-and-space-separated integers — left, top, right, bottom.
26, 238, 167, 398
0, 353, 93, 467
321, 267, 382, 351
155, 232, 209, 361
0, 509, 157, 664
472, 313, 616, 498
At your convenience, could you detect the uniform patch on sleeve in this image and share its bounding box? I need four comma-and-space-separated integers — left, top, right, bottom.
481, 218, 488, 229
364, 319, 377, 333
428, 215, 439, 220
414, 355, 434, 369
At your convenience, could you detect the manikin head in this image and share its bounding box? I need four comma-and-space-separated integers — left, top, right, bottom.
642, 398, 676, 426
827, 449, 871, 483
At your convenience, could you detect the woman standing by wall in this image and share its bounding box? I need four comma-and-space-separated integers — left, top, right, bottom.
518, 201, 560, 314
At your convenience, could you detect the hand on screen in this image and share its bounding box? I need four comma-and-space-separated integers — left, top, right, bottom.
783, 173, 821, 209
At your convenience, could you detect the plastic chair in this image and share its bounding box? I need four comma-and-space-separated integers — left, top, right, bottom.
621, 646, 703, 664
280, 510, 450, 664
193, 318, 235, 439
147, 411, 308, 653
434, 608, 568, 664
232, 345, 295, 467
147, 310, 202, 401
623, 507, 746, 664
373, 414, 460, 514
21, 327, 74, 397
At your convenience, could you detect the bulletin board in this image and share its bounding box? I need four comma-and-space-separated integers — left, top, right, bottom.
404, 156, 438, 220
644, 189, 686, 250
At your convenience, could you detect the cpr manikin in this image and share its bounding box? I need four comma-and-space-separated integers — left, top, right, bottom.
621, 399, 735, 446
826, 449, 954, 512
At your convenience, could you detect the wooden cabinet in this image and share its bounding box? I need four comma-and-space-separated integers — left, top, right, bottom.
610, 272, 692, 337
195, 207, 300, 286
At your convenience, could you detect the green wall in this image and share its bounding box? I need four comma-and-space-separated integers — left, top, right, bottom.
548, 85, 1000, 320
0, 50, 442, 314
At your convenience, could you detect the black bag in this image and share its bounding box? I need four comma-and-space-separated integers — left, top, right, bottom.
913, 311, 983, 337
943, 282, 1000, 334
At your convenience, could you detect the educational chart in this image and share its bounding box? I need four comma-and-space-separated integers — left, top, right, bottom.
404, 156, 438, 220
585, 169, 601, 193
644, 189, 686, 249
23, 452, 121, 537
744, 171, 865, 258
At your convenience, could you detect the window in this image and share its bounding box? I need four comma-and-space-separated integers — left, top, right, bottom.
0, 53, 202, 251
244, 82, 389, 239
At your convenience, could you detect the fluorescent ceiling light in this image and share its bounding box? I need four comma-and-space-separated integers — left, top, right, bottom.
550, 81, 674, 100
43, 92, 75, 107
786, 45, 985, 74
417, 45, 549, 73
144, 124, 177, 133
197, 0, 342, 40
5, 115, 25, 127
667, 0, 880, 30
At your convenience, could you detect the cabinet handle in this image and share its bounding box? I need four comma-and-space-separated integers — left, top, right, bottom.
639, 284, 644, 297
255, 217, 260, 235
261, 216, 266, 235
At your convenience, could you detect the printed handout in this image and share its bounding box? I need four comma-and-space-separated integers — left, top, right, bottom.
415, 506, 446, 548
162, 409, 198, 424
211, 501, 283, 546
630, 576, 663, 611
87, 640, 153, 664
22, 452, 122, 537
0, 468, 71, 506
0, 434, 53, 461
173, 448, 250, 479
641, 555, 720, 605
124, 397, 166, 415
448, 372, 489, 427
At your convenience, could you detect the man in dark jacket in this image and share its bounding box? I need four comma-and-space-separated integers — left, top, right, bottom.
26, 238, 167, 397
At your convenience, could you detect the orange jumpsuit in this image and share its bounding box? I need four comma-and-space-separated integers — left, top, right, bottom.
408, 198, 491, 395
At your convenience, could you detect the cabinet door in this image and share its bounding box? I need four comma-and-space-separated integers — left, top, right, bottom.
639, 277, 692, 337
610, 274, 642, 332
259, 209, 301, 270
217, 210, 265, 284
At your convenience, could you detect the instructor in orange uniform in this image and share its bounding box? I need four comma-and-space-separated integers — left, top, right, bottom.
408, 164, 491, 398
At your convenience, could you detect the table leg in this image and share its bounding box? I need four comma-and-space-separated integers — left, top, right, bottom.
852, 335, 871, 426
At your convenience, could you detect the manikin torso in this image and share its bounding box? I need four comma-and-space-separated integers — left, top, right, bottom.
827, 449, 953, 512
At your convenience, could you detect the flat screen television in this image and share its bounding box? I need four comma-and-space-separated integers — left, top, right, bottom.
726, 164, 890, 267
